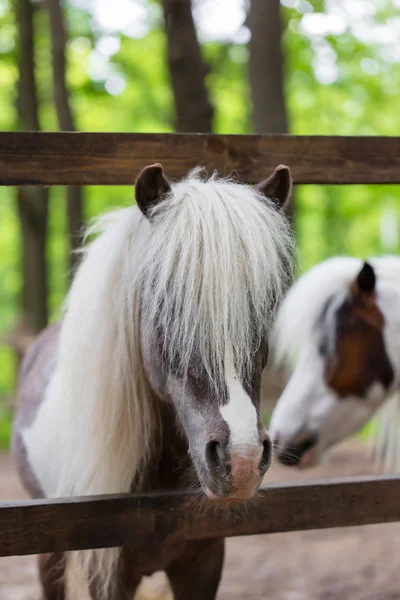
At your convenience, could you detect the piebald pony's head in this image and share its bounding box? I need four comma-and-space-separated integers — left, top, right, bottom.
136, 164, 294, 499
270, 257, 400, 467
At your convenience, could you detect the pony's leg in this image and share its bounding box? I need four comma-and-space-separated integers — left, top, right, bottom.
88, 549, 142, 600
166, 540, 224, 600
38, 552, 66, 600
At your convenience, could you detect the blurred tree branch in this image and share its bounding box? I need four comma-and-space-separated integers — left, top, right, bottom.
162, 0, 214, 132
47, 0, 84, 275
15, 0, 49, 337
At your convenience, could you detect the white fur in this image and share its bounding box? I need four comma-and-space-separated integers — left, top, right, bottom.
271, 255, 400, 470
23, 170, 293, 599
23, 373, 66, 496
220, 343, 259, 451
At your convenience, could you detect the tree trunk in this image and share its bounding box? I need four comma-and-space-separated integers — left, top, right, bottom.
15, 0, 49, 336
248, 0, 288, 134
47, 0, 84, 274
162, 0, 214, 132
249, 0, 294, 222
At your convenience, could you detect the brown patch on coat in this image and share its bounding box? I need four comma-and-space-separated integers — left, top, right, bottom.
324, 280, 393, 399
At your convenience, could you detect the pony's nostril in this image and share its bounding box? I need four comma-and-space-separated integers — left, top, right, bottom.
278, 431, 319, 466
260, 438, 272, 472
299, 432, 318, 454
206, 440, 222, 469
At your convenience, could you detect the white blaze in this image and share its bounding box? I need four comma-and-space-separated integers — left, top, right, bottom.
220, 343, 259, 448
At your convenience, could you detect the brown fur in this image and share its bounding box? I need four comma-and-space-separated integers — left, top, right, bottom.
325, 282, 393, 399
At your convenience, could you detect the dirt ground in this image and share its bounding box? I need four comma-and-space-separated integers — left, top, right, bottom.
1, 443, 400, 600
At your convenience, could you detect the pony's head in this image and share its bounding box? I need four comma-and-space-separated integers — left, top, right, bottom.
136, 163, 294, 500
270, 257, 400, 468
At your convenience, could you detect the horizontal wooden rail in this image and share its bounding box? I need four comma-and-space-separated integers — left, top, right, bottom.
1, 474, 400, 557
1, 133, 400, 186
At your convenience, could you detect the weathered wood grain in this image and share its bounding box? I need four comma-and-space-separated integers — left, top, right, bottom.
1, 474, 399, 557
1, 133, 400, 186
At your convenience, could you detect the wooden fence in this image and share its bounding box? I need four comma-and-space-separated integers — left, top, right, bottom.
1, 132, 400, 559
1, 132, 400, 185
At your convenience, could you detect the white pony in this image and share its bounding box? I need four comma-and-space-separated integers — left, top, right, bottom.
270, 256, 400, 469
13, 163, 294, 600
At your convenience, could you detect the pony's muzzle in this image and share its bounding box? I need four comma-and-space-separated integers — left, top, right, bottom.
274, 429, 319, 468
204, 435, 272, 501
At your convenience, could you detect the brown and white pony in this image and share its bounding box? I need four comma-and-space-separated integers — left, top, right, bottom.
12, 164, 294, 600
270, 256, 400, 469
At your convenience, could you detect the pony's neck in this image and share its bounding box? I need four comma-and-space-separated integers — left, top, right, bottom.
367, 268, 400, 473
378, 283, 400, 388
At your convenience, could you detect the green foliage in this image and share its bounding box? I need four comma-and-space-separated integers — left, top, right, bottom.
0, 404, 12, 449
0, 0, 400, 448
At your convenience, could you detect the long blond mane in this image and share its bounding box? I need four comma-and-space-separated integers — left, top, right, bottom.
54, 170, 294, 598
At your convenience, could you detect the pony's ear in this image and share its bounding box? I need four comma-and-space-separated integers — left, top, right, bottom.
135, 163, 171, 219
356, 261, 376, 294
255, 165, 292, 212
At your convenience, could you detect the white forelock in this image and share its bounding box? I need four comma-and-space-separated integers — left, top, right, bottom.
141, 170, 294, 387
